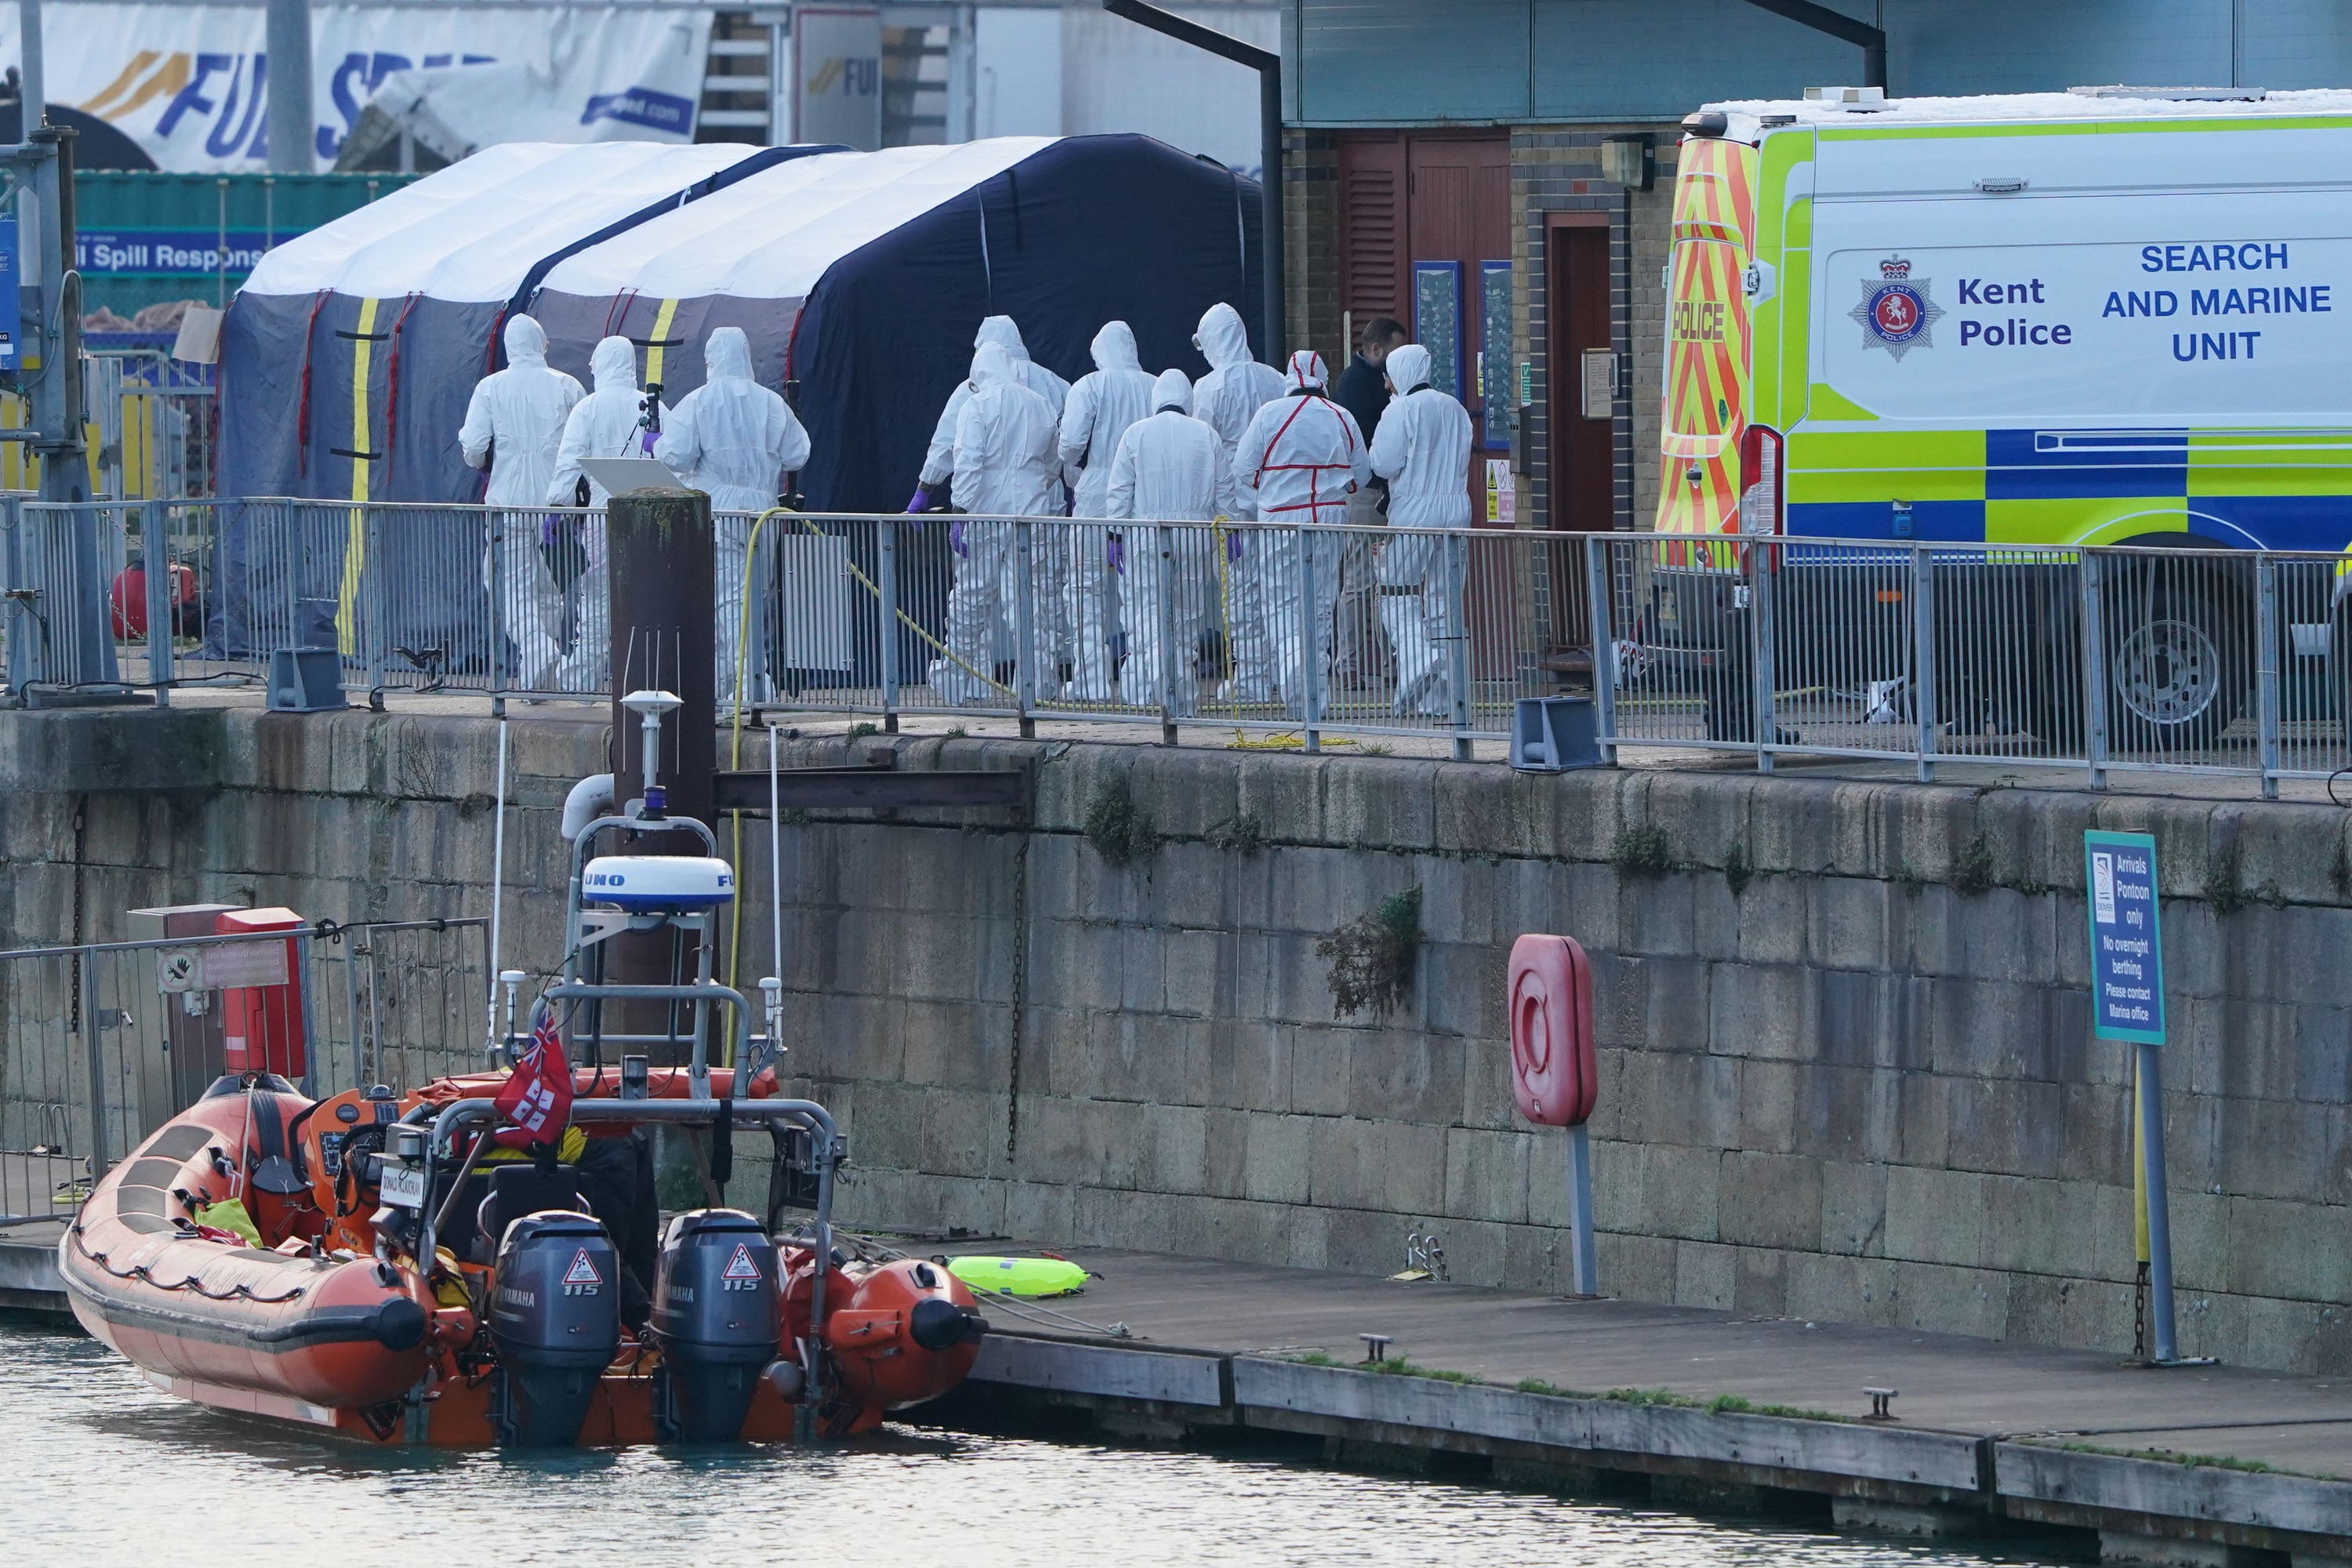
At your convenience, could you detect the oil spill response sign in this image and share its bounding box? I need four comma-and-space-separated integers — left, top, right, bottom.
2085, 830, 2165, 1044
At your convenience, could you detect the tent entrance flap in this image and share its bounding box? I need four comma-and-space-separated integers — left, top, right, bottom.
336, 296, 381, 656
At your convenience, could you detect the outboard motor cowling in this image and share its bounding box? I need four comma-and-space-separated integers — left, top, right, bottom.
649, 1208, 781, 1441
488, 1210, 621, 1447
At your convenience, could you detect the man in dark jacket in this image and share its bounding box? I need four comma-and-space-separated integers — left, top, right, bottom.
1332, 317, 1407, 449
1330, 318, 1406, 686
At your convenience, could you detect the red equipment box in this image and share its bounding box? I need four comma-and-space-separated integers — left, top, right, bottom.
215, 906, 307, 1080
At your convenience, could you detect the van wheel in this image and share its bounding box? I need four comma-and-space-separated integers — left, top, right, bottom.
2102, 576, 2245, 754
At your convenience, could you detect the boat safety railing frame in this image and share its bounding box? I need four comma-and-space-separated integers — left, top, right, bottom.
0, 916, 488, 1218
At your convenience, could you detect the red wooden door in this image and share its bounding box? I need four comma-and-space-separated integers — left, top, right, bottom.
1338, 131, 1512, 517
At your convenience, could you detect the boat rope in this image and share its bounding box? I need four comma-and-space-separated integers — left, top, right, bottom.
782, 1227, 1138, 1338
958, 1283, 1135, 1341
71, 1223, 308, 1304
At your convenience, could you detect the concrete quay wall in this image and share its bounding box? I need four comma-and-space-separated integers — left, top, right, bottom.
4, 706, 2348, 1374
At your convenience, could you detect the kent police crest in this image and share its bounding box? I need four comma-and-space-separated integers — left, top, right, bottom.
1852, 257, 1942, 361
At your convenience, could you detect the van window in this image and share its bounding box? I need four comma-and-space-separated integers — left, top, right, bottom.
1667, 238, 1748, 441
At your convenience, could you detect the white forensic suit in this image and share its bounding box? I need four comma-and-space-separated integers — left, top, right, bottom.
927, 342, 1061, 705
1368, 343, 1473, 717
913, 316, 1071, 689
1231, 350, 1370, 713
1106, 369, 1235, 713
458, 314, 582, 691
1057, 321, 1157, 701
914, 316, 1071, 501
655, 326, 811, 707
546, 336, 671, 693
1188, 302, 1285, 702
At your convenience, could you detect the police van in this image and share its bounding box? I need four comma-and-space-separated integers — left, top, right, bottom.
1653, 86, 2352, 751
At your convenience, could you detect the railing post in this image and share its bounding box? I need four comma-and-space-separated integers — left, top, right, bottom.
80, 946, 110, 1184
1157, 525, 1181, 746
143, 499, 174, 705
2081, 550, 2110, 789
878, 516, 901, 731
363, 506, 388, 705
1751, 543, 1778, 774
1583, 535, 1618, 764
1298, 524, 1322, 753
1912, 543, 1936, 782
1013, 515, 1038, 738
486, 510, 510, 706
1446, 528, 1473, 761
2256, 553, 2281, 800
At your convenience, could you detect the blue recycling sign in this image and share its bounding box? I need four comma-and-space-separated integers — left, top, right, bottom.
2084, 830, 2165, 1044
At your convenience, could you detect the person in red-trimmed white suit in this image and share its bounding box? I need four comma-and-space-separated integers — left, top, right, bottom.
1231, 349, 1370, 715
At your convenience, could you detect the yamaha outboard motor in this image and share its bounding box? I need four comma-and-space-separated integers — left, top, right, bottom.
488, 1210, 622, 1446
649, 1209, 781, 1441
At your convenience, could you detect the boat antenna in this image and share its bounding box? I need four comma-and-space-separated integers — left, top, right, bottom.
765, 723, 785, 1065
768, 722, 783, 985
485, 714, 510, 1056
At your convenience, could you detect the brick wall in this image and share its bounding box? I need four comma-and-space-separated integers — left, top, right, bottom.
1284, 129, 1344, 366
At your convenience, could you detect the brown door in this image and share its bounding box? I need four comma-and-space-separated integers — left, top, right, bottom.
1540, 216, 1614, 677
1546, 215, 1613, 533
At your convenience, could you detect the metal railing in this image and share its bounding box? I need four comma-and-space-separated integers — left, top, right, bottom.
1599, 534, 2347, 797
0, 917, 487, 1218
725, 510, 1544, 756
6, 495, 2350, 793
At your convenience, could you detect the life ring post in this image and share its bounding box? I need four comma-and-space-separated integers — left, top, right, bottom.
1507, 932, 1601, 1298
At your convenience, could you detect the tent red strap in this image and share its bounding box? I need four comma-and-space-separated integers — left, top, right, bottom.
379, 292, 423, 456
292, 289, 332, 478
601, 288, 641, 339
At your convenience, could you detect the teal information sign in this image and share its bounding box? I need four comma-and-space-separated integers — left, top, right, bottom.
2084, 830, 2165, 1044
1412, 260, 1462, 400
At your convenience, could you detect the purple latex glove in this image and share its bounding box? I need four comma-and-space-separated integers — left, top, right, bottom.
1226, 530, 1244, 563
640, 428, 659, 455
1106, 537, 1125, 574
950, 519, 969, 559
906, 487, 932, 514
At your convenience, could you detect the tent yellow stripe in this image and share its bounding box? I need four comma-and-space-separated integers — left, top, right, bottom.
337, 296, 379, 655
644, 297, 681, 387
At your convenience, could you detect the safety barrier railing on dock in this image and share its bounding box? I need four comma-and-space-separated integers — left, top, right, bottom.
0, 917, 487, 1218
5, 496, 2349, 793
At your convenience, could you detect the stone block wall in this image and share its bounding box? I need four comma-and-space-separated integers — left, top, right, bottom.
6, 708, 2349, 1373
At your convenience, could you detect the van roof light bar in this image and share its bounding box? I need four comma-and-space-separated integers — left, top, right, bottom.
2067, 85, 2268, 101
1805, 85, 1887, 111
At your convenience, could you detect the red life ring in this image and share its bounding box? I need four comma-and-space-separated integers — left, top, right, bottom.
1508, 933, 1596, 1127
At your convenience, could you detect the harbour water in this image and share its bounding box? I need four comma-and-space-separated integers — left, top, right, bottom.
0, 1319, 2071, 1568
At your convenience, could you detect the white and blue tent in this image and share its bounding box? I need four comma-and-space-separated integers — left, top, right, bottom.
213, 135, 1267, 659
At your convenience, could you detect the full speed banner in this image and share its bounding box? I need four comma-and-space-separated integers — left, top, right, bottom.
0, 3, 715, 171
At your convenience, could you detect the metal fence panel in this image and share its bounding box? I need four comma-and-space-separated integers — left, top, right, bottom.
0, 919, 485, 1220
8, 495, 2352, 789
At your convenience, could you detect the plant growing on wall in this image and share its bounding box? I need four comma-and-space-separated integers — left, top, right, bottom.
1319, 886, 1423, 1021
1083, 773, 1160, 868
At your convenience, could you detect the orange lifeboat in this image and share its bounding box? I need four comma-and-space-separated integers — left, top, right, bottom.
60, 1076, 431, 1433
65, 1069, 987, 1445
